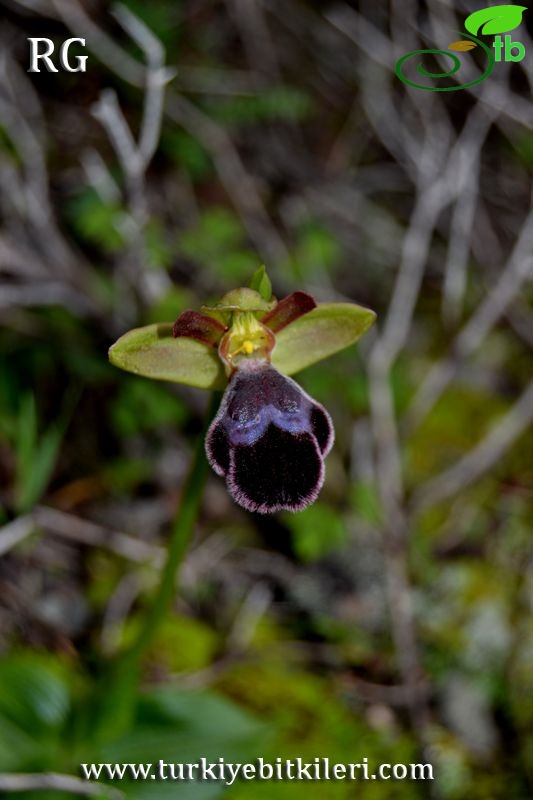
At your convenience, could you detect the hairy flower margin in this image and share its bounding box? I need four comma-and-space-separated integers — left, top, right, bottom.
109, 268, 376, 513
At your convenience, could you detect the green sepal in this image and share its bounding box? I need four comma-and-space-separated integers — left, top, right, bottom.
202, 288, 275, 317
109, 323, 227, 389
249, 265, 273, 301
271, 303, 376, 375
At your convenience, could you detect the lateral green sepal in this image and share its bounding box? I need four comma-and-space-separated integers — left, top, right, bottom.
271, 303, 376, 375
109, 323, 227, 389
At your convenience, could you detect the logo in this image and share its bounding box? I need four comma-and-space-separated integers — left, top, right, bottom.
395, 4, 526, 91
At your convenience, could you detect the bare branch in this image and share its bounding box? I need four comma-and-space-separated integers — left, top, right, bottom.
0, 515, 35, 557
350, 418, 375, 483
442, 108, 496, 324
227, 0, 281, 80
0, 94, 73, 277
408, 191, 533, 428
0, 282, 96, 314
80, 149, 121, 205
51, 0, 290, 270
375, 182, 445, 367
100, 572, 142, 655
52, 0, 144, 86
412, 381, 533, 511
0, 772, 123, 798
368, 349, 404, 519
91, 89, 143, 183
111, 3, 176, 165
33, 506, 164, 566
227, 582, 272, 651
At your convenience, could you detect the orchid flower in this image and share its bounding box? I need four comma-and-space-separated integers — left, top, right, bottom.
109, 268, 375, 513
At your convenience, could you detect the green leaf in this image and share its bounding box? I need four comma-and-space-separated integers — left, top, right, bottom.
0, 653, 72, 773
66, 188, 125, 253
98, 688, 268, 799
161, 129, 212, 179
352, 481, 383, 525
0, 654, 70, 733
110, 379, 188, 438
286, 502, 347, 561
465, 5, 526, 36
271, 303, 376, 376
14, 393, 73, 514
249, 265, 272, 301
109, 324, 226, 390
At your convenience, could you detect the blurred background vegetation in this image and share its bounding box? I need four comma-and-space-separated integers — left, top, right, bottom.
1, 0, 533, 798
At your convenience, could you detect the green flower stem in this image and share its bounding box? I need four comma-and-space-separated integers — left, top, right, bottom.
96, 393, 220, 737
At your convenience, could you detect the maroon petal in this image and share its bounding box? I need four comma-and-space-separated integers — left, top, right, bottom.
227, 424, 325, 514
261, 291, 316, 333
172, 310, 226, 347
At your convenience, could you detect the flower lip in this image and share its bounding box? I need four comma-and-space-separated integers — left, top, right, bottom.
227, 424, 326, 514
205, 360, 334, 513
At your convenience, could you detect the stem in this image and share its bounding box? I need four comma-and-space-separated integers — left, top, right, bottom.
129, 405, 216, 662
95, 393, 220, 736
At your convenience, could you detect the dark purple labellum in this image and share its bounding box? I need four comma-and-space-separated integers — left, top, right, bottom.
205, 361, 334, 514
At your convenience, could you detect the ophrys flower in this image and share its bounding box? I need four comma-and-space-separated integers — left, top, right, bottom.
109, 268, 375, 513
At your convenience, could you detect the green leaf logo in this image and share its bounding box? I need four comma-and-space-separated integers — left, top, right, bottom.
465, 4, 527, 36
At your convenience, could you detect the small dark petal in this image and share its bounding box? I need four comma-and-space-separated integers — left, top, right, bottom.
172, 310, 226, 346
261, 291, 316, 333
227, 424, 324, 514
205, 420, 230, 476
310, 405, 334, 456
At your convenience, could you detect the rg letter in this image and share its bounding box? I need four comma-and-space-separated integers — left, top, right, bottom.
27, 38, 88, 73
